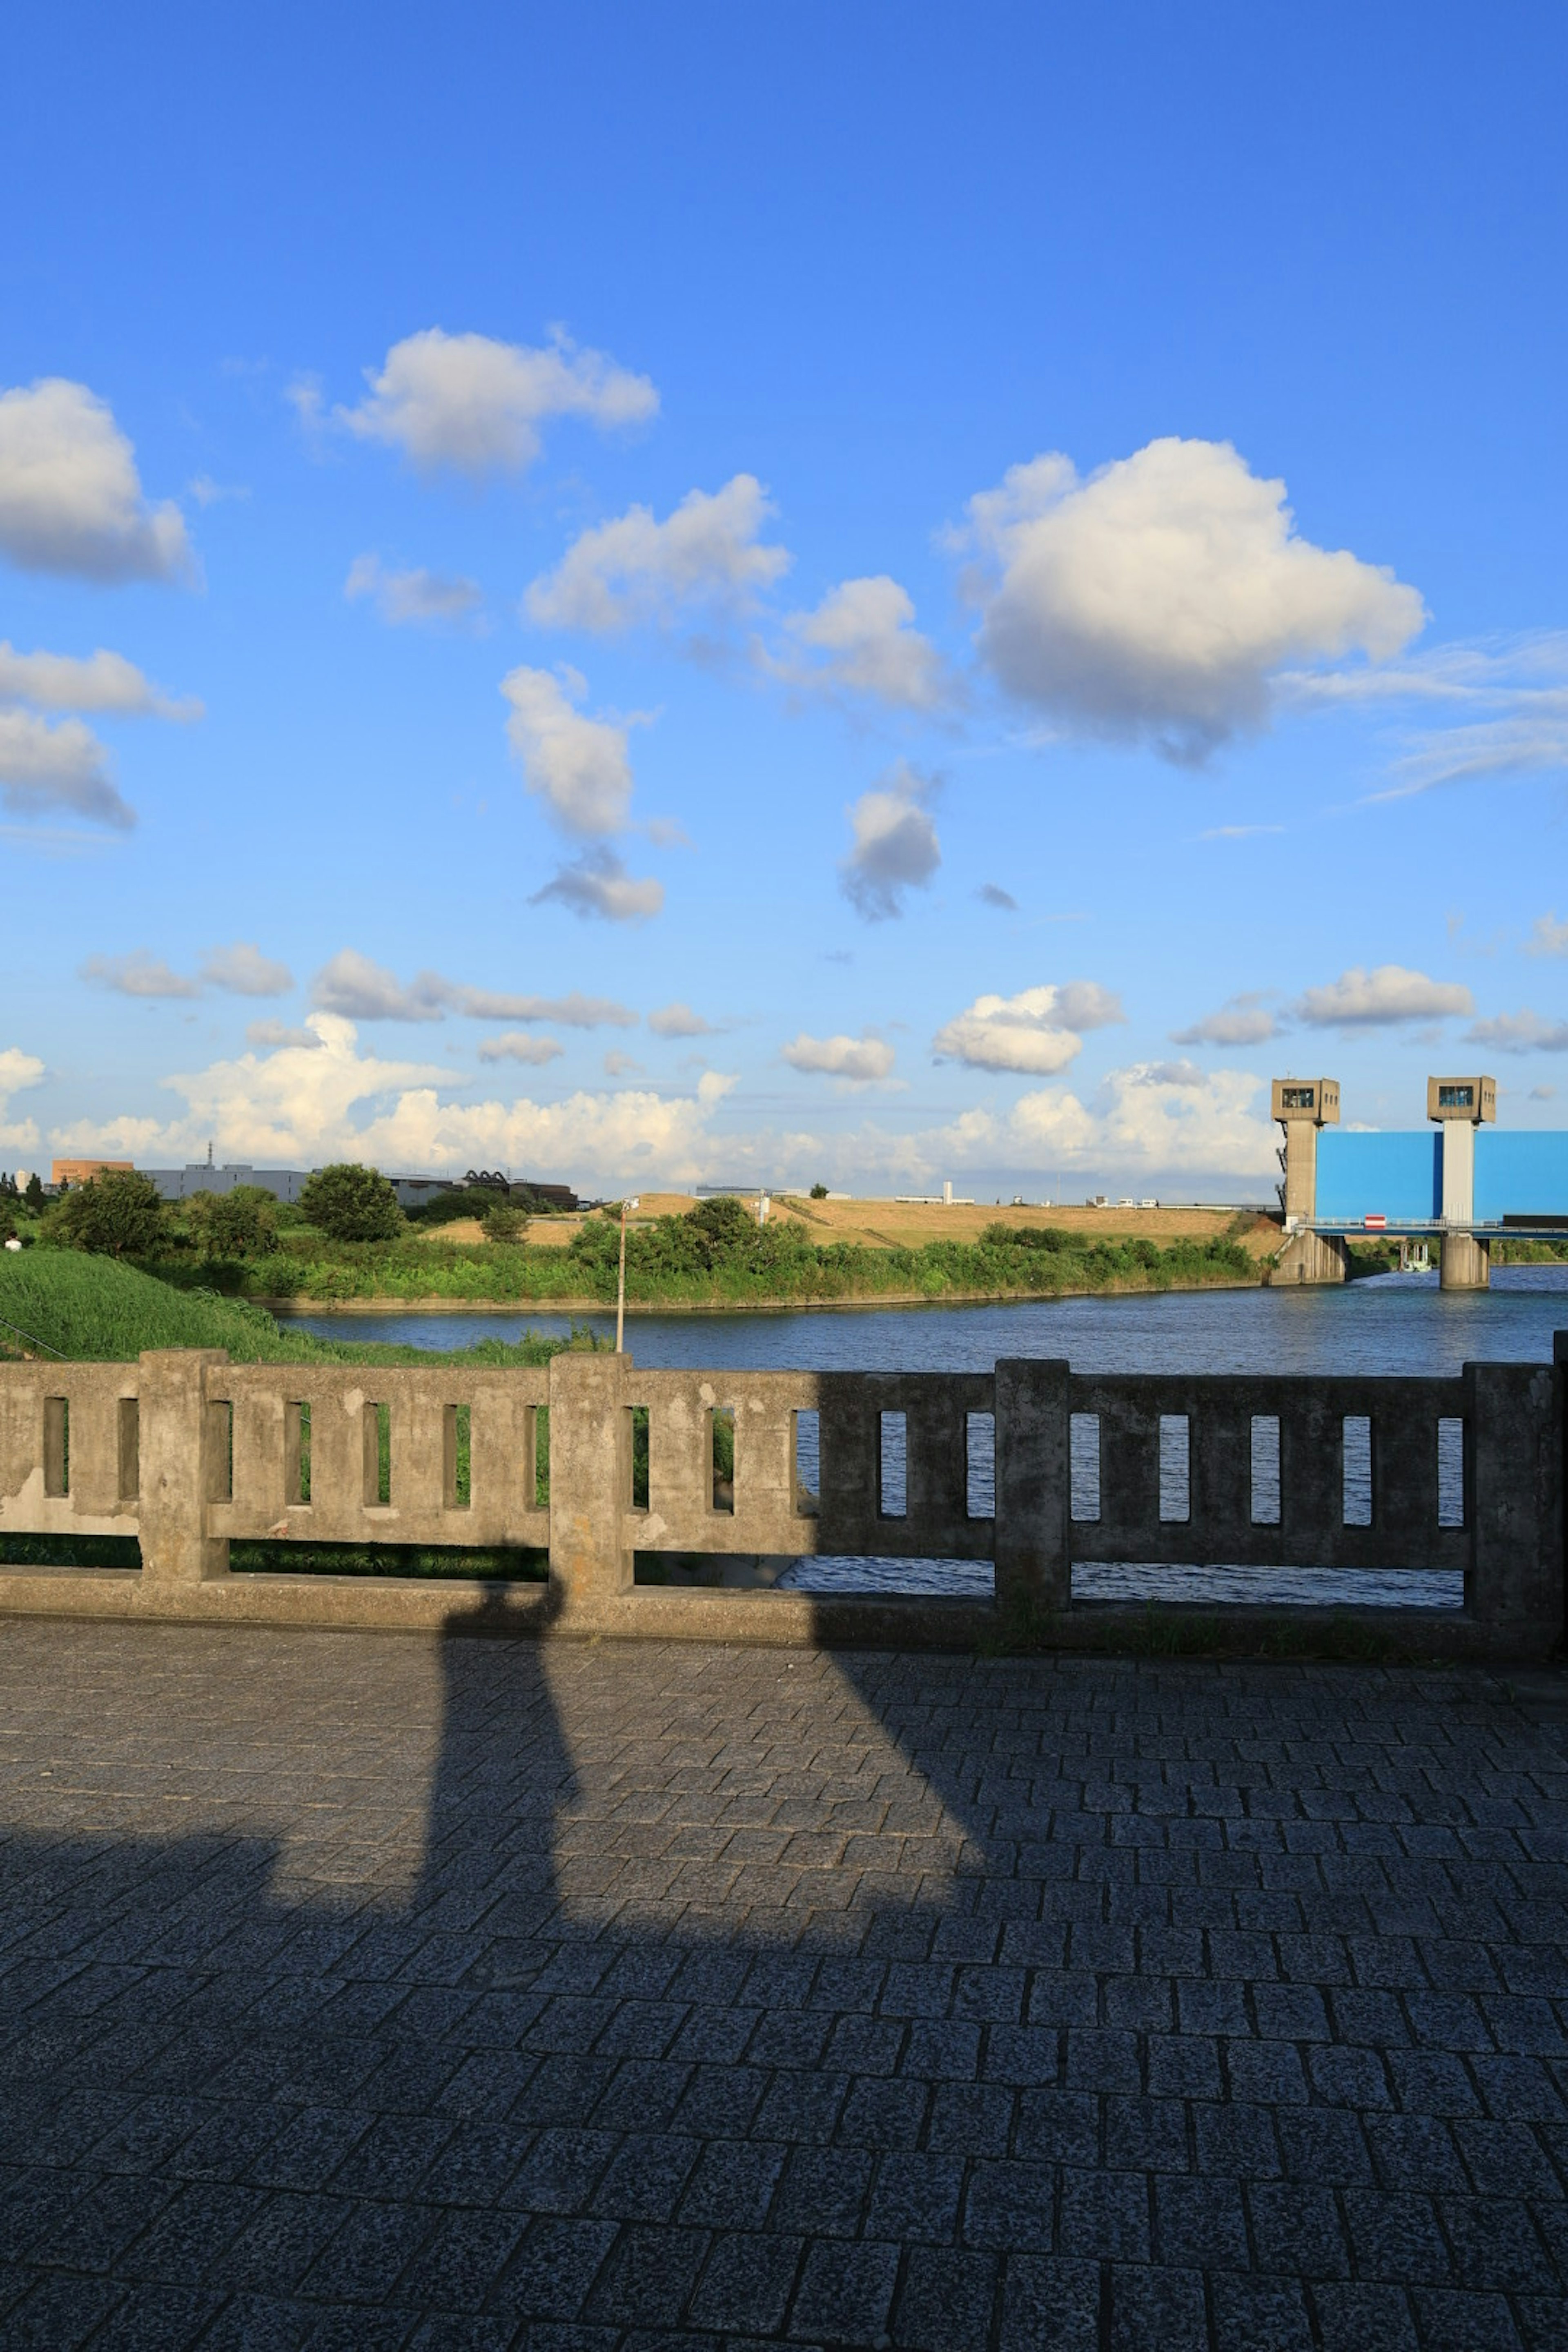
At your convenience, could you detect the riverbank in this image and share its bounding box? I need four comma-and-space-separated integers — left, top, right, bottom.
260, 1270, 1267, 1315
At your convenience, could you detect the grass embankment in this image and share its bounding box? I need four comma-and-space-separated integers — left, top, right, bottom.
0, 1253, 574, 1580
146, 1200, 1272, 1311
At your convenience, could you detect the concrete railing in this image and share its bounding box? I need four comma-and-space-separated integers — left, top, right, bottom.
0, 1345, 1562, 1655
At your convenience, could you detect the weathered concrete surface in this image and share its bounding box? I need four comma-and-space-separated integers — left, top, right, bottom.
1443, 1232, 1493, 1292
1271, 1228, 1350, 1286
0, 1621, 1566, 2348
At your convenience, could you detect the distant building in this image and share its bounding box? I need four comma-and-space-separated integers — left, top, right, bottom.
143, 1164, 312, 1204
133, 1163, 577, 1212
51, 1158, 133, 1188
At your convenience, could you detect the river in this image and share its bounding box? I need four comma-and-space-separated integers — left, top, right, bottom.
284, 1268, 1568, 1606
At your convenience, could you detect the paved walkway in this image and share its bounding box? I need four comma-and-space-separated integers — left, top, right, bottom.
0, 1621, 1566, 2350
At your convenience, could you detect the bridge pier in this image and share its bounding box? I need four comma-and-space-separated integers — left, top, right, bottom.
1272, 1228, 1349, 1285
1440, 1230, 1490, 1290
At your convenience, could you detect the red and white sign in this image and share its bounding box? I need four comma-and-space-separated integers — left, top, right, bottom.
1363, 1213, 1388, 1230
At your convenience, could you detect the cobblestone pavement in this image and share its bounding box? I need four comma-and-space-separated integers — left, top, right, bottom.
0, 1621, 1566, 2351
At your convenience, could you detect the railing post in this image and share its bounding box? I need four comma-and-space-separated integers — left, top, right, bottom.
1464, 1352, 1565, 1650
137, 1349, 231, 1584
547, 1350, 631, 1604
993, 1358, 1071, 1615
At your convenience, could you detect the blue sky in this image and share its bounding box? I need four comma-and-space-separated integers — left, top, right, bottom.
2, 3, 1566, 1198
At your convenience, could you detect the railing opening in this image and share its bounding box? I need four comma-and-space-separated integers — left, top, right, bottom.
1437, 1416, 1464, 1527
710, 1407, 734, 1514
117, 1398, 139, 1504
793, 1408, 820, 1516
207, 1400, 234, 1503
286, 1402, 312, 1505
878, 1411, 907, 1518
1070, 1412, 1100, 1521
1343, 1414, 1372, 1526
966, 1410, 995, 1519
1158, 1414, 1190, 1523
443, 1403, 471, 1510
43, 1397, 68, 1498
1250, 1413, 1281, 1526
532, 1405, 549, 1508
363, 1401, 391, 1508
628, 1404, 650, 1511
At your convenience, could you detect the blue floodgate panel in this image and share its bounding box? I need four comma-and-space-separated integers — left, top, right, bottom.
1315, 1130, 1441, 1222
1474, 1131, 1568, 1222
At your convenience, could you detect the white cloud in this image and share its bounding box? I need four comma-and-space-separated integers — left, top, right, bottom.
345, 554, 483, 628
840, 761, 941, 920
1466, 1010, 1568, 1054
777, 575, 946, 709
0, 1047, 45, 1152
501, 664, 636, 835
80, 952, 201, 1000
1200, 824, 1284, 840
1285, 632, 1568, 801
0, 379, 194, 582
1171, 993, 1281, 1047
0, 642, 199, 719
602, 1051, 642, 1078
525, 474, 787, 632
476, 1033, 565, 1067
245, 1021, 321, 1052
781, 1032, 897, 1084
933, 982, 1125, 1076
312, 950, 641, 1025
0, 710, 134, 829
649, 1002, 716, 1038
334, 328, 657, 476
530, 848, 664, 922
198, 942, 294, 998
928, 1061, 1279, 1182
1527, 913, 1568, 958
978, 883, 1018, 912
1294, 964, 1473, 1027
953, 437, 1425, 760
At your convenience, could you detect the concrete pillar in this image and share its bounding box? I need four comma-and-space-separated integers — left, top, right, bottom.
1441, 1232, 1490, 1290
1464, 1356, 1562, 1645
547, 1350, 632, 1603
993, 1357, 1071, 1615
1272, 1229, 1350, 1285
1281, 1120, 1320, 1227
137, 1349, 230, 1582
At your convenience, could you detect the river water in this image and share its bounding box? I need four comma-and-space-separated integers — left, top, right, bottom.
286, 1268, 1568, 1606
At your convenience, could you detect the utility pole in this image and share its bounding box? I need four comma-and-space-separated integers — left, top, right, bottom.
615, 1195, 639, 1353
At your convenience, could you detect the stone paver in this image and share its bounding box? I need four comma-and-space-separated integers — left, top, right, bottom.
0, 1620, 1565, 2348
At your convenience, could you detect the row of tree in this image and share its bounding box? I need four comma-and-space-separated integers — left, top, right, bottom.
0, 1163, 484, 1258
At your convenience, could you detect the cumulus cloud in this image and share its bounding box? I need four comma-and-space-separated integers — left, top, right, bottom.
82, 942, 294, 1001
953, 437, 1425, 760
501, 664, 636, 835
525, 475, 787, 632
80, 952, 201, 1000
933, 982, 1125, 1075
344, 554, 483, 628
1294, 964, 1473, 1027
1466, 1009, 1568, 1054
530, 848, 664, 922
648, 1002, 717, 1038
198, 942, 294, 997
781, 1032, 897, 1084
0, 1046, 45, 1152
312, 950, 638, 1025
246, 1021, 321, 1052
332, 328, 656, 476
0, 710, 134, 828
840, 761, 941, 920
1171, 993, 1281, 1047
0, 642, 199, 719
1527, 913, 1568, 958
50, 1015, 737, 1190
476, 1033, 565, 1066
776, 576, 946, 709
978, 883, 1018, 912
0, 379, 194, 582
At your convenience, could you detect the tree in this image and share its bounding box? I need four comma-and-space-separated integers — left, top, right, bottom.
298, 1163, 403, 1243
187, 1185, 278, 1259
23, 1174, 44, 1211
481, 1198, 527, 1244
809, 1183, 829, 1200
45, 1169, 166, 1258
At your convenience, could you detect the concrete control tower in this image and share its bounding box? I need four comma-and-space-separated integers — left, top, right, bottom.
1429, 1074, 1496, 1290
1272, 1078, 1347, 1284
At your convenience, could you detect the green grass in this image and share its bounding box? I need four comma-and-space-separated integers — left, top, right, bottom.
0, 1249, 574, 1367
